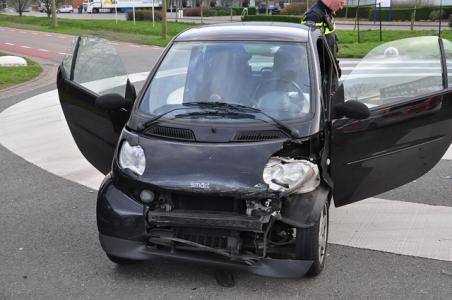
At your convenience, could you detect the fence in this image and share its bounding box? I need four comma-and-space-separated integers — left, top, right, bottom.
347, 4, 451, 42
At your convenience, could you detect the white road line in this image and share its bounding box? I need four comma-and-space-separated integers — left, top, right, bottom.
45, 34, 52, 37
20, 46, 31, 49
5, 42, 14, 46
330, 198, 452, 262
58, 52, 67, 55
38, 48, 49, 52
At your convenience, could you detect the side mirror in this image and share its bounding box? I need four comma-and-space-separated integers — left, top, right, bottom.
334, 100, 370, 120
95, 79, 136, 111
125, 79, 137, 104
95, 93, 131, 110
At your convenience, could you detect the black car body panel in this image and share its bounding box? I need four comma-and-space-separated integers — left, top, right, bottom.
331, 92, 452, 206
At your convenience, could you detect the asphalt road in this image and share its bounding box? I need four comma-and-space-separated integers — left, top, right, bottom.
1, 27, 452, 299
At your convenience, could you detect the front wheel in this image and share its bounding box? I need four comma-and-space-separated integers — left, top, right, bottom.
295, 200, 329, 276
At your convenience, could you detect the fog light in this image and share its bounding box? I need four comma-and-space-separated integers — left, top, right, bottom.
140, 190, 155, 204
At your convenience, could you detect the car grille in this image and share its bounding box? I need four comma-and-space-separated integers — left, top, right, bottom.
174, 227, 231, 249
172, 193, 245, 213
232, 130, 288, 142
144, 125, 196, 141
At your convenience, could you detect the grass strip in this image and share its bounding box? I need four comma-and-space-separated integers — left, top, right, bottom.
0, 53, 43, 90
337, 30, 452, 58
1, 14, 451, 57
0, 14, 192, 47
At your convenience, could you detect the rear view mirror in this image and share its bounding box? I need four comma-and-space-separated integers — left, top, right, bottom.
95, 93, 131, 110
334, 100, 370, 120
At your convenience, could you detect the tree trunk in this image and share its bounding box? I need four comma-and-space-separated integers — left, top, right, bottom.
162, 0, 167, 39
51, 0, 58, 27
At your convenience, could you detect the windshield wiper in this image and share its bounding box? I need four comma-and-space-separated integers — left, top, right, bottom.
137, 106, 194, 131
184, 101, 261, 112
138, 101, 300, 139
174, 110, 253, 119
185, 101, 300, 139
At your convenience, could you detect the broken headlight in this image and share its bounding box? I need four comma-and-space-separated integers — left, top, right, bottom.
263, 157, 320, 193
118, 140, 146, 176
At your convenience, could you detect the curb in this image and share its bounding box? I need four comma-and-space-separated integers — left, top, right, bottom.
0, 51, 59, 100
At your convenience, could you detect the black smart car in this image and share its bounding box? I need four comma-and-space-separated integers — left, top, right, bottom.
56, 23, 452, 278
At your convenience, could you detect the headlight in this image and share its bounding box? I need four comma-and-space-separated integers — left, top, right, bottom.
263, 157, 320, 193
118, 140, 146, 176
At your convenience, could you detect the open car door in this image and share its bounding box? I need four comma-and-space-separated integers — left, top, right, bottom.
57, 36, 135, 175
331, 36, 452, 207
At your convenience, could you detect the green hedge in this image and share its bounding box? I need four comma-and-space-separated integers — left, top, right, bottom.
208, 7, 256, 16
280, 3, 307, 16
182, 7, 255, 17
241, 15, 302, 23
126, 9, 162, 21
336, 6, 371, 18
368, 7, 452, 21
336, 6, 452, 21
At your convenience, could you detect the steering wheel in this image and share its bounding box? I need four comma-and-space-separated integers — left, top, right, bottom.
252, 78, 305, 113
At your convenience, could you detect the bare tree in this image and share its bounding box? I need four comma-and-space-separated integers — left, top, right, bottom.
7, 0, 31, 16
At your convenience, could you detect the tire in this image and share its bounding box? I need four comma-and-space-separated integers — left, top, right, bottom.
106, 254, 138, 265
295, 200, 329, 276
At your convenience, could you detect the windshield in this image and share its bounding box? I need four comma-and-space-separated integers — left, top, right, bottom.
139, 41, 311, 122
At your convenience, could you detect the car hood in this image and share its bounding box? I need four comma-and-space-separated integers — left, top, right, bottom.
130, 134, 288, 195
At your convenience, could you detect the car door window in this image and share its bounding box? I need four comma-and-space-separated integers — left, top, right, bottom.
61, 39, 76, 77
70, 36, 128, 96
442, 38, 452, 87
343, 36, 443, 108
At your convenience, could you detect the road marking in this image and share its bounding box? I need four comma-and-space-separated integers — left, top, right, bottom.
58, 52, 67, 56
20, 46, 31, 49
38, 48, 49, 52
128, 45, 141, 48
330, 198, 452, 262
45, 34, 52, 37
5, 43, 14, 46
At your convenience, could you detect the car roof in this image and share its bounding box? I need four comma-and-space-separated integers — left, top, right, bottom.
175, 22, 311, 43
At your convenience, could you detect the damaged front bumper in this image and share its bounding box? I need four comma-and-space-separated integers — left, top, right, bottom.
99, 234, 313, 278
97, 175, 330, 278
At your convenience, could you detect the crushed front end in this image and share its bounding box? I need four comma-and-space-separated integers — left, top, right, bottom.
97, 132, 330, 278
